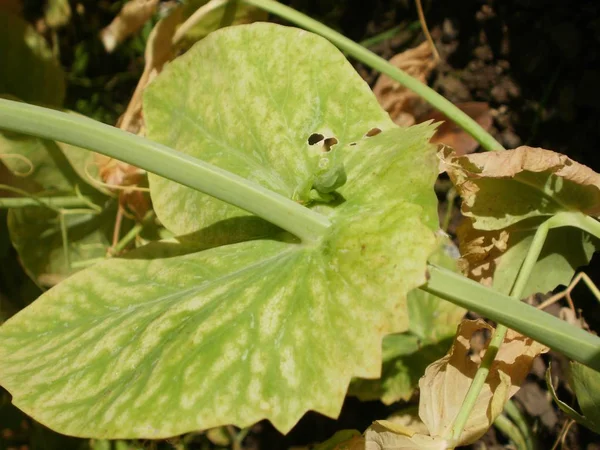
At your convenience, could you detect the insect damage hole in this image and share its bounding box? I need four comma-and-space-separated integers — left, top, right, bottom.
365, 127, 382, 137
307, 133, 324, 145
323, 137, 338, 152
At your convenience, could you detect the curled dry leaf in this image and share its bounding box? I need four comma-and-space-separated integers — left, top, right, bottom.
443, 146, 600, 295
99, 5, 184, 219
100, 0, 159, 53
373, 41, 437, 127
365, 420, 448, 450
418, 102, 493, 156
117, 4, 183, 134
419, 319, 548, 446
443, 146, 600, 227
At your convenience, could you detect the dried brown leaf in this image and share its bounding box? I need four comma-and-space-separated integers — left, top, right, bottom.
419, 319, 548, 445
100, 0, 159, 53
117, 5, 183, 134
442, 146, 600, 293
365, 420, 448, 450
443, 146, 600, 225
456, 219, 508, 287
373, 41, 437, 127
418, 102, 492, 156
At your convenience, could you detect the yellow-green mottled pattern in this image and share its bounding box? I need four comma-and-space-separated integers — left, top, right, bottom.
0, 191, 435, 437
0, 24, 441, 438
144, 23, 395, 236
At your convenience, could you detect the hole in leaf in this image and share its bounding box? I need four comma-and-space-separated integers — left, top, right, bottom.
323, 137, 338, 152
366, 128, 382, 137
308, 133, 324, 145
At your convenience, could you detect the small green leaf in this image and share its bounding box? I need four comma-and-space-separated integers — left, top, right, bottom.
490, 226, 598, 297
571, 361, 600, 434
0, 13, 65, 106
7, 204, 117, 287
546, 364, 599, 434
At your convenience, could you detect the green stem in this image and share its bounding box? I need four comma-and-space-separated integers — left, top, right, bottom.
242, 0, 505, 152
422, 265, 600, 372
448, 220, 549, 442
59, 213, 71, 272
0, 99, 330, 243
0, 196, 95, 209
112, 211, 155, 255
494, 414, 528, 450
504, 400, 536, 450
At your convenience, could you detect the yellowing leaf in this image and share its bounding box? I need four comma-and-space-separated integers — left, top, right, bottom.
419, 319, 548, 445
100, 0, 159, 53
373, 41, 437, 127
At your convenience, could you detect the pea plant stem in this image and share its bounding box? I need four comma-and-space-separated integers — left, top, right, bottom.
242, 0, 505, 152
447, 220, 550, 444
0, 98, 330, 243
2, 99, 600, 373
423, 265, 600, 371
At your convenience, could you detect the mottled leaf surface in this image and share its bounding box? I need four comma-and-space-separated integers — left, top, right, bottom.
0, 13, 65, 105
0, 24, 439, 438
349, 239, 465, 403
0, 193, 435, 437
144, 23, 396, 236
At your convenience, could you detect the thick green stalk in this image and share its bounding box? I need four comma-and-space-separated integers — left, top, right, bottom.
242, 0, 505, 152
447, 220, 549, 443
423, 265, 600, 372
2, 101, 599, 375
0, 99, 330, 242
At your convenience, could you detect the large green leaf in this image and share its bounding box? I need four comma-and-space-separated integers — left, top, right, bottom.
0, 13, 65, 106
349, 239, 465, 403
144, 22, 396, 236
0, 24, 439, 438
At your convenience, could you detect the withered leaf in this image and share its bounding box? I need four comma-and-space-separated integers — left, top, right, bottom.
419, 319, 548, 446
373, 41, 437, 127
443, 146, 600, 295
100, 0, 159, 53
418, 102, 493, 156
